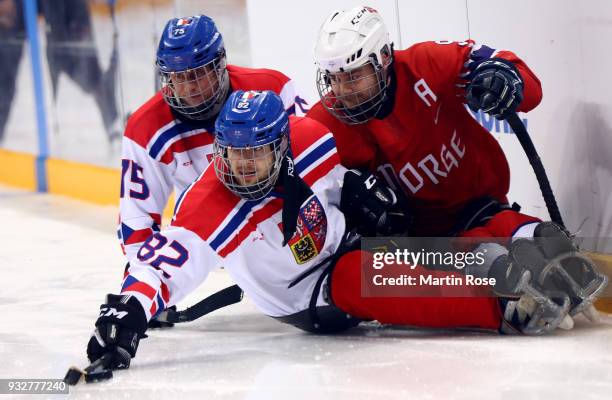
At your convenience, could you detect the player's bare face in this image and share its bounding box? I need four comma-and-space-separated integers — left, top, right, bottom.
329, 63, 379, 108
227, 145, 275, 186
171, 63, 220, 106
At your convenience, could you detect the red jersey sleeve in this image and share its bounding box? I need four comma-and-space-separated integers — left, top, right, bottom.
403, 40, 542, 112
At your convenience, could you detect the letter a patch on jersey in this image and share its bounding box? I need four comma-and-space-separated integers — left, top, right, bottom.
280, 196, 327, 265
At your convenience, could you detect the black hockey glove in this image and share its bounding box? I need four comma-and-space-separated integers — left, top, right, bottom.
86, 294, 148, 370
340, 169, 412, 236
466, 58, 524, 119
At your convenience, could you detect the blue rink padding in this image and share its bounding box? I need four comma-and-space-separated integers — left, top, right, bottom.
23, 0, 49, 193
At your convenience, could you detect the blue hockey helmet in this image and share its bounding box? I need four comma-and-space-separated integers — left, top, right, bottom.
214, 90, 290, 200
156, 15, 230, 120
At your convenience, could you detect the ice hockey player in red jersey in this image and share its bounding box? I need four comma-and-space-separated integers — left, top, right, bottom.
307, 6, 542, 237
119, 15, 299, 265
85, 91, 601, 373
307, 6, 606, 324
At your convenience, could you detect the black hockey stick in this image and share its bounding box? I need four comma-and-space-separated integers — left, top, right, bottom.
505, 112, 565, 228
155, 284, 244, 323
64, 353, 114, 386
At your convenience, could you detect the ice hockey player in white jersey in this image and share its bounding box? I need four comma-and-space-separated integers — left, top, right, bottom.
119, 15, 302, 327
86, 91, 601, 371
119, 15, 299, 264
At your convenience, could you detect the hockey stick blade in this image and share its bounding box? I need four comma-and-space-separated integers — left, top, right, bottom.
156, 284, 244, 324
505, 112, 565, 228
63, 353, 114, 386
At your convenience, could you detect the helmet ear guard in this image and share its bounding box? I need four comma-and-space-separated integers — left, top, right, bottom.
377, 42, 393, 69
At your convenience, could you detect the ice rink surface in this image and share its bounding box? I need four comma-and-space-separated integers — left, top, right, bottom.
1, 185, 612, 399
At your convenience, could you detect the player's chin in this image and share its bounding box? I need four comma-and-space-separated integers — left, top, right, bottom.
235, 175, 258, 186
338, 97, 365, 110
243, 177, 260, 185
184, 95, 207, 107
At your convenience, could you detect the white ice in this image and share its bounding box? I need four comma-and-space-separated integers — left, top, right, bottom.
1, 185, 612, 400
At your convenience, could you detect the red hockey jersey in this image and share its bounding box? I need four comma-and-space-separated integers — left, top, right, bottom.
307, 40, 542, 235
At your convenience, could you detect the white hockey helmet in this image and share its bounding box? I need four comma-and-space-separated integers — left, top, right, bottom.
314, 6, 393, 124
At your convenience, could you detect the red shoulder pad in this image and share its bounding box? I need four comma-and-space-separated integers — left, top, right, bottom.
124, 92, 175, 149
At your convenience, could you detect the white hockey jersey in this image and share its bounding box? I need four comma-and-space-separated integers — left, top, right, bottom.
119, 65, 300, 262
120, 116, 347, 319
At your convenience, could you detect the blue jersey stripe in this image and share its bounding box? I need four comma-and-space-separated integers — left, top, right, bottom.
209, 199, 264, 250
295, 136, 336, 175
121, 275, 139, 292
149, 119, 216, 160
149, 123, 193, 159
154, 293, 165, 317
174, 183, 192, 216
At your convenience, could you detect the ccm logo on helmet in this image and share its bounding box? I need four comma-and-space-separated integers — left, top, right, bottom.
351, 7, 378, 24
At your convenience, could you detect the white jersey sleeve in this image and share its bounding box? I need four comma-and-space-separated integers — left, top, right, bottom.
119, 133, 175, 262
279, 79, 298, 115
120, 224, 222, 320
279, 79, 310, 117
